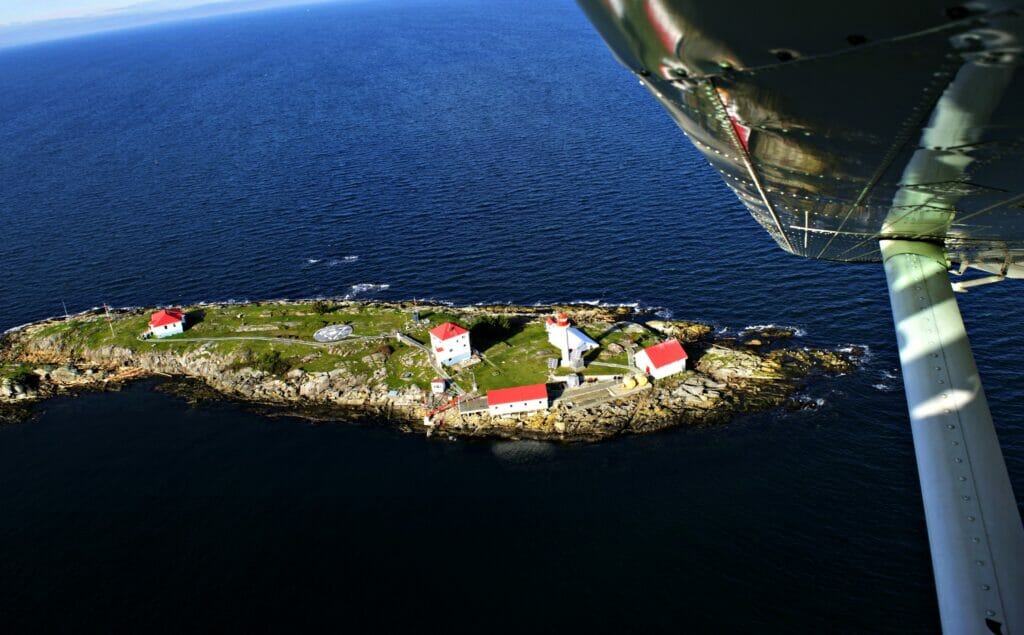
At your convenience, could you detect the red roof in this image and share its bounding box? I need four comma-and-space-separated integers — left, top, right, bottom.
545, 314, 570, 327
642, 339, 688, 368
149, 308, 185, 328
431, 378, 446, 384
429, 322, 468, 341
487, 383, 548, 406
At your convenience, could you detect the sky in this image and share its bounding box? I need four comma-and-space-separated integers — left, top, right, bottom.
0, 0, 334, 47
0, 0, 312, 26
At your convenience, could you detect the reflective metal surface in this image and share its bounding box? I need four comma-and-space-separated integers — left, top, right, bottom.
577, 1, 1024, 267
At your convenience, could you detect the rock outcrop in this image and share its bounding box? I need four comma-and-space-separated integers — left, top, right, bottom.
0, 301, 857, 440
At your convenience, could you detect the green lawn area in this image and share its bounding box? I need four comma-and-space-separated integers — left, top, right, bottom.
463, 322, 553, 392
29, 302, 426, 379
24, 304, 670, 391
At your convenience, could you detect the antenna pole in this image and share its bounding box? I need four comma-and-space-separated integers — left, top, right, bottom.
103, 303, 115, 337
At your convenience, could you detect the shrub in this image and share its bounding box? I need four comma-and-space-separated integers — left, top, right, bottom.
254, 350, 291, 375
313, 300, 334, 315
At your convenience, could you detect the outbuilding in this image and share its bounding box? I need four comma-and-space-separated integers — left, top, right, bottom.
429, 322, 472, 366
486, 383, 549, 417
146, 308, 186, 338
635, 338, 688, 379
430, 378, 447, 394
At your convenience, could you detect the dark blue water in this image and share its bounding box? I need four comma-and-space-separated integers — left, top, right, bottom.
0, 1, 1021, 631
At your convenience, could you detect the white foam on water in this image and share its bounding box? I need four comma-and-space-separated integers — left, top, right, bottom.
346, 283, 390, 298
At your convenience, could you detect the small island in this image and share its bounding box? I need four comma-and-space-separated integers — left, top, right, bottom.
0, 300, 857, 439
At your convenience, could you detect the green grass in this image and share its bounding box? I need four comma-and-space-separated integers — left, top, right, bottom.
23, 304, 659, 394
1, 363, 36, 382
468, 322, 553, 392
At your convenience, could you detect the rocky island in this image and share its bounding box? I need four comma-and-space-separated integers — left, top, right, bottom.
0, 300, 857, 439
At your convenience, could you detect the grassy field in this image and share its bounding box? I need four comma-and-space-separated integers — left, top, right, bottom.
462, 322, 552, 392
24, 303, 666, 394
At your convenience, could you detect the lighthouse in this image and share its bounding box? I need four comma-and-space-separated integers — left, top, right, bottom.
545, 313, 598, 369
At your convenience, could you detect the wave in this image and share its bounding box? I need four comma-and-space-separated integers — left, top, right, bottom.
838, 343, 872, 366
742, 323, 807, 337
305, 255, 359, 266
346, 283, 390, 298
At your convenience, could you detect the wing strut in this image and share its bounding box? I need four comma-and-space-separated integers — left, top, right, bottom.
881, 239, 1024, 634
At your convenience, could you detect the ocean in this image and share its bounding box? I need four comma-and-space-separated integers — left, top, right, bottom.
0, 1, 1021, 631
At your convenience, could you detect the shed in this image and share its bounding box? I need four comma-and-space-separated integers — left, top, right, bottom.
486, 383, 549, 417
635, 338, 688, 379
147, 308, 185, 338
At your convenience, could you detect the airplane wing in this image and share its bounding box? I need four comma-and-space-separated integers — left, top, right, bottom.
576, 2, 1024, 632
577, 1, 1024, 272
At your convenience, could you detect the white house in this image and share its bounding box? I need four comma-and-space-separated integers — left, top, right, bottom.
146, 308, 186, 338
429, 322, 472, 366
486, 383, 549, 417
635, 338, 688, 379
545, 313, 598, 369
430, 378, 447, 394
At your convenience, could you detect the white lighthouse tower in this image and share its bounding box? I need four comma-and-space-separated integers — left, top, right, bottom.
545, 313, 598, 370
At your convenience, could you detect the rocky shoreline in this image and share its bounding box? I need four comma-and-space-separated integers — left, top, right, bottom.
0, 300, 859, 440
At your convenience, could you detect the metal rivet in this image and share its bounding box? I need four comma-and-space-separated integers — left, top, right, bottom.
976, 560, 984, 566
947, 424, 956, 429
982, 585, 990, 590
987, 610, 996, 617
959, 476, 967, 481
972, 537, 981, 543
956, 458, 963, 463
962, 495, 971, 501
968, 515, 976, 521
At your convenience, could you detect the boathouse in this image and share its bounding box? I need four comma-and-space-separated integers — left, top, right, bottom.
635, 338, 688, 379
429, 322, 472, 366
146, 308, 186, 338
545, 313, 598, 369
486, 383, 549, 417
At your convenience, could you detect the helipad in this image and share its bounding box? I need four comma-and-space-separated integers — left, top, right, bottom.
313, 324, 353, 342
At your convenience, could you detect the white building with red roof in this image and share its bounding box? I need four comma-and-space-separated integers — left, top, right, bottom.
486, 383, 549, 417
635, 338, 688, 379
146, 308, 186, 339
545, 313, 598, 369
428, 322, 472, 366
